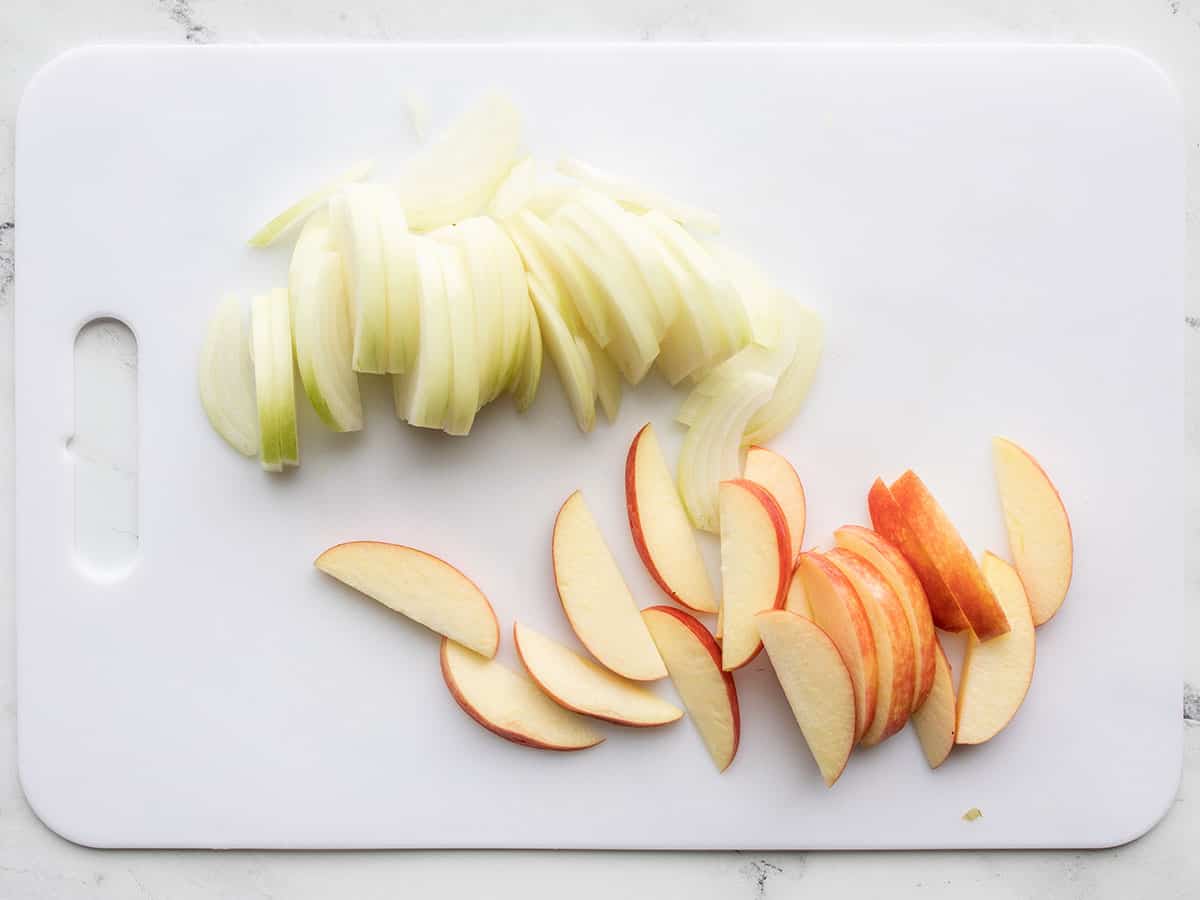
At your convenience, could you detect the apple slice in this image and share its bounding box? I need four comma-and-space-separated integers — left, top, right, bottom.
642, 606, 740, 771
441, 639, 603, 751
514, 623, 682, 726
890, 471, 1010, 641
743, 446, 806, 561
626, 423, 719, 614
868, 477, 969, 633
833, 525, 935, 711
719, 480, 791, 671
315, 541, 500, 658
247, 159, 373, 247
956, 552, 1037, 745
992, 437, 1073, 626
553, 491, 667, 681
757, 610, 857, 786
198, 293, 258, 456
911, 638, 956, 768
785, 566, 812, 618
794, 552, 878, 741
826, 549, 915, 745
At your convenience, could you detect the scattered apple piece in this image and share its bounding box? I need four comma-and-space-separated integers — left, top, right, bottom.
315, 541, 500, 658
440, 638, 603, 751
742, 446, 806, 561
642, 606, 740, 771
757, 610, 857, 786
992, 437, 1073, 626
956, 552, 1037, 745
912, 638, 956, 768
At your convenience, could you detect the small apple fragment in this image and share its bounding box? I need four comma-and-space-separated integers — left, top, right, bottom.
642, 606, 740, 772
440, 638, 604, 751
956, 552, 1037, 745
315, 541, 500, 658
198, 293, 258, 456
890, 471, 1010, 641
912, 639, 956, 768
833, 525, 935, 711
552, 491, 668, 681
757, 609, 857, 786
826, 548, 915, 746
513, 623, 682, 727
794, 552, 878, 741
742, 446, 806, 561
992, 437, 1073, 626
719, 480, 791, 671
625, 423, 719, 614
868, 477, 970, 632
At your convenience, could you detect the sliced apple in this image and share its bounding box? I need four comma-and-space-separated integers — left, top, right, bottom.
198, 293, 258, 456
794, 552, 878, 741
642, 606, 740, 772
315, 541, 500, 658
992, 437, 1073, 626
743, 446, 806, 561
833, 525, 935, 711
513, 623, 682, 727
441, 639, 603, 751
785, 566, 812, 618
826, 548, 915, 746
891, 471, 1010, 641
956, 552, 1037, 745
911, 638, 956, 768
719, 479, 791, 671
552, 491, 667, 681
868, 477, 970, 633
757, 610, 857, 786
625, 423, 718, 614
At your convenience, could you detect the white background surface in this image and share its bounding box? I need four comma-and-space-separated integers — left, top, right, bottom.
1, 1, 1198, 897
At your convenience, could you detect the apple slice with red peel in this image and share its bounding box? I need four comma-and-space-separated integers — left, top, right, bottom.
719, 479, 791, 671
440, 639, 604, 751
626, 423, 718, 614
890, 471, 1010, 641
513, 623, 682, 727
742, 446, 806, 562
642, 606, 740, 772
912, 638, 956, 768
868, 477, 969, 633
785, 566, 812, 618
553, 491, 667, 681
992, 438, 1073, 626
757, 610, 857, 786
315, 542, 500, 658
956, 552, 1037, 745
826, 548, 915, 746
834, 525, 936, 711
794, 552, 878, 741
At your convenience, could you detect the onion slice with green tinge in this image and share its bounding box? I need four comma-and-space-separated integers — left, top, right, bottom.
198, 294, 258, 456
246, 159, 373, 247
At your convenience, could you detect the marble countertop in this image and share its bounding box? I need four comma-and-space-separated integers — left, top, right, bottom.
0, 1, 1196, 897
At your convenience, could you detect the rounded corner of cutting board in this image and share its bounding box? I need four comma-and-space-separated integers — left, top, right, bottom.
17, 750, 114, 850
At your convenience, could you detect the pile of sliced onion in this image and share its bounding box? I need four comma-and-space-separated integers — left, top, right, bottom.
201, 93, 825, 529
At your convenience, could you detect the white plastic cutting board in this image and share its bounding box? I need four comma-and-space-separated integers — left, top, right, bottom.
15, 44, 1183, 849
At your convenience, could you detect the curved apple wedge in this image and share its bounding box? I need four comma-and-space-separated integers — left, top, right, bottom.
553, 491, 667, 681
956, 553, 1037, 745
441, 639, 604, 751
719, 480, 791, 671
626, 423, 718, 614
514, 623, 682, 727
743, 446, 806, 562
795, 552, 878, 742
642, 606, 740, 772
992, 437, 1073, 626
912, 638, 956, 768
757, 610, 857, 787
315, 542, 500, 658
834, 526, 936, 712
826, 549, 915, 746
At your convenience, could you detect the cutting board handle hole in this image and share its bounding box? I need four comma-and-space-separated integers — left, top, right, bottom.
71, 318, 139, 577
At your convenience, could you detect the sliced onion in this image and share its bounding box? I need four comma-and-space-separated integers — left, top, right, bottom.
439, 243, 480, 436
198, 294, 258, 456
247, 160, 373, 247
558, 158, 720, 235
393, 238, 452, 429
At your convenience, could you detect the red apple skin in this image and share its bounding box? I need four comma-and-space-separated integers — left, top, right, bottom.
720, 479, 793, 670
439, 638, 603, 752
867, 479, 970, 633
643, 605, 741, 768
625, 423, 711, 613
